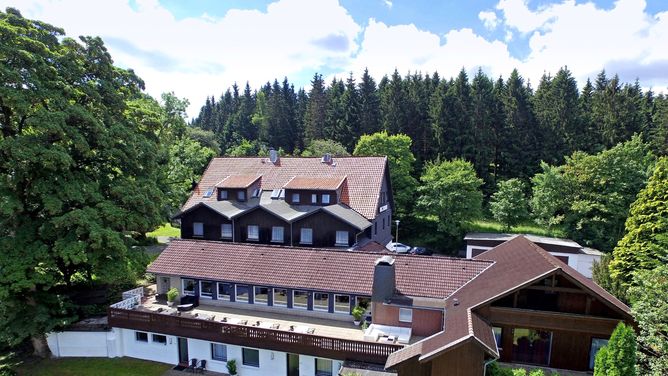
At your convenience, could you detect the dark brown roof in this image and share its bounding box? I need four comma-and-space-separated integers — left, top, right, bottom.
186, 157, 388, 219
215, 175, 261, 189
147, 239, 491, 299
283, 176, 347, 190
387, 236, 632, 368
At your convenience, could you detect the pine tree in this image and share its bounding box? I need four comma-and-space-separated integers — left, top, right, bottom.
324, 77, 345, 141
338, 73, 361, 151
380, 69, 408, 134
470, 69, 496, 192
358, 68, 381, 136
304, 73, 326, 142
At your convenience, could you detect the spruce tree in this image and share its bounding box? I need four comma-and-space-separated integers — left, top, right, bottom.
358, 68, 381, 136
338, 73, 361, 151
304, 73, 326, 142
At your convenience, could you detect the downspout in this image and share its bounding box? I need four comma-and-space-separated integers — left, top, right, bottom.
290, 222, 293, 246
232, 218, 235, 242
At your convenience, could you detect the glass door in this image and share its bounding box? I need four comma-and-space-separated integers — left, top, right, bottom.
178, 337, 189, 365
287, 353, 299, 376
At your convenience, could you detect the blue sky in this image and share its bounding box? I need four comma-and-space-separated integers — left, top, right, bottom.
5, 0, 668, 116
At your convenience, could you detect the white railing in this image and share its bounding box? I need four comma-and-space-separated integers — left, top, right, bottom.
121, 287, 144, 300
110, 295, 140, 310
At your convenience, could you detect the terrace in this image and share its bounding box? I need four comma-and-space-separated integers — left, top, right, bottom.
108, 288, 409, 364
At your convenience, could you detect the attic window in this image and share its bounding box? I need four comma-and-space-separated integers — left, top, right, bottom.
203, 187, 214, 198
252, 189, 261, 198
271, 189, 285, 199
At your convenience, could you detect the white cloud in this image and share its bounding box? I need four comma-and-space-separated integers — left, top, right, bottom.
478, 10, 498, 29
383, 0, 393, 10
2, 0, 361, 116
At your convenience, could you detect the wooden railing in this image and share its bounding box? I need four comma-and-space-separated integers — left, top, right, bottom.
108, 307, 402, 364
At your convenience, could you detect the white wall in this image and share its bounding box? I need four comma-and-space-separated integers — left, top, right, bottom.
119, 328, 179, 365
299, 355, 343, 376
47, 331, 113, 358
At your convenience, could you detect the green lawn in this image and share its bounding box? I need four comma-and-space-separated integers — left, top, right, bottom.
465, 219, 566, 238
17, 357, 170, 376
146, 223, 181, 238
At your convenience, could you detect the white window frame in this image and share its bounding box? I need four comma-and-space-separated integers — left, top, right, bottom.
193, 222, 204, 237
334, 294, 351, 314
199, 281, 213, 299
271, 226, 284, 243
242, 347, 260, 368
152, 334, 167, 345
217, 282, 232, 301
292, 290, 308, 310
292, 193, 300, 203
311, 193, 317, 204
219, 190, 228, 200
211, 343, 227, 362
335, 231, 348, 246
399, 308, 413, 323
237, 190, 246, 201
236, 285, 250, 303
182, 278, 196, 296
315, 358, 333, 376
254, 286, 269, 305
247, 225, 259, 241
313, 292, 329, 312
322, 194, 330, 204
300, 228, 313, 245
221, 223, 232, 239
273, 288, 288, 307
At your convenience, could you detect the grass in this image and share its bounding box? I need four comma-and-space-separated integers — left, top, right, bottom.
16, 357, 170, 376
146, 223, 180, 238
465, 219, 566, 238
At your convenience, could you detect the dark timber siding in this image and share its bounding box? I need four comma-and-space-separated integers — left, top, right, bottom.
181, 206, 231, 241
292, 211, 358, 247
235, 208, 291, 244
285, 189, 337, 205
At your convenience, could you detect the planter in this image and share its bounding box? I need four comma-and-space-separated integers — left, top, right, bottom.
353, 320, 361, 326
167, 301, 174, 307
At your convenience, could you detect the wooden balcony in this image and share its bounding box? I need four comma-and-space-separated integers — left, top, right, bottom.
108, 307, 403, 364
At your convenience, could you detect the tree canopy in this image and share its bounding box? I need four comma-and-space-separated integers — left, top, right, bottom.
490, 178, 528, 230
0, 9, 167, 355
594, 323, 637, 376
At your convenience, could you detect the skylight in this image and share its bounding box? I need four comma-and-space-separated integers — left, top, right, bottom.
203, 187, 214, 198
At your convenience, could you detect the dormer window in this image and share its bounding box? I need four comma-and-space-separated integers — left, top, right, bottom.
193, 222, 204, 237
292, 193, 300, 203
311, 194, 317, 204
322, 194, 330, 205
219, 190, 228, 200
335, 231, 348, 246
237, 190, 246, 201
271, 226, 284, 243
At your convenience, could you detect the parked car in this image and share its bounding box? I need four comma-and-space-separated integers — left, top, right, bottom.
410, 247, 433, 256
388, 242, 412, 253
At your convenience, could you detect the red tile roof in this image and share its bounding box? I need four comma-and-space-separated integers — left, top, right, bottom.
147, 239, 492, 299
185, 157, 388, 219
386, 236, 632, 368
282, 176, 347, 191
215, 175, 261, 189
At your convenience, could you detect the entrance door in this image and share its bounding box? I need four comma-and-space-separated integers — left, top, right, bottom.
160, 277, 170, 294
178, 338, 189, 365
287, 353, 299, 376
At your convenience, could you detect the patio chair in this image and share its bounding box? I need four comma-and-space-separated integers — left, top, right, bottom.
195, 359, 207, 373
187, 358, 198, 373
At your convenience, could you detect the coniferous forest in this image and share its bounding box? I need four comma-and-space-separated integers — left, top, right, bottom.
192, 67, 668, 193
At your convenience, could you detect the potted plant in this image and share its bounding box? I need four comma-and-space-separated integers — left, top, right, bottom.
226, 359, 237, 375
167, 287, 179, 307
352, 305, 365, 326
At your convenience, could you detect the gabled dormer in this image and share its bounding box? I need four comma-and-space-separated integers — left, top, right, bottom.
215, 175, 262, 202
282, 176, 347, 206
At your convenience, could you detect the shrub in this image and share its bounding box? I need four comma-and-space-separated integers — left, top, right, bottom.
226, 359, 237, 375
167, 288, 179, 302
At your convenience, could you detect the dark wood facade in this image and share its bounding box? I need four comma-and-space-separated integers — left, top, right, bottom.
108, 307, 402, 364
285, 189, 337, 206
291, 210, 360, 247
180, 206, 232, 241
235, 207, 290, 244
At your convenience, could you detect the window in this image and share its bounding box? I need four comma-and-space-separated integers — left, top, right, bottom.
399, 308, 413, 323
237, 190, 246, 201
242, 348, 260, 367
313, 292, 329, 311
135, 331, 148, 342
254, 286, 269, 305
335, 231, 348, 246
251, 188, 261, 198
271, 189, 281, 199
221, 223, 232, 239
219, 190, 228, 200
300, 228, 313, 245
217, 283, 232, 301
273, 288, 288, 307
322, 194, 330, 204
293, 290, 308, 309
236, 285, 250, 303
589, 338, 609, 370
311, 193, 317, 204
315, 358, 333, 376
182, 278, 196, 296
247, 225, 259, 241
211, 343, 227, 362
334, 295, 350, 314
193, 222, 204, 237
203, 187, 214, 198
511, 328, 552, 365
152, 334, 167, 345
271, 226, 284, 243
292, 193, 300, 203
356, 297, 371, 311
493, 327, 503, 351
200, 281, 213, 298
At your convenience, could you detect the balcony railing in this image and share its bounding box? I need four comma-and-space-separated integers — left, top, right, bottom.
108, 307, 402, 364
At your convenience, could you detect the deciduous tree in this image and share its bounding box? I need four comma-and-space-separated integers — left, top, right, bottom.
490, 179, 528, 230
